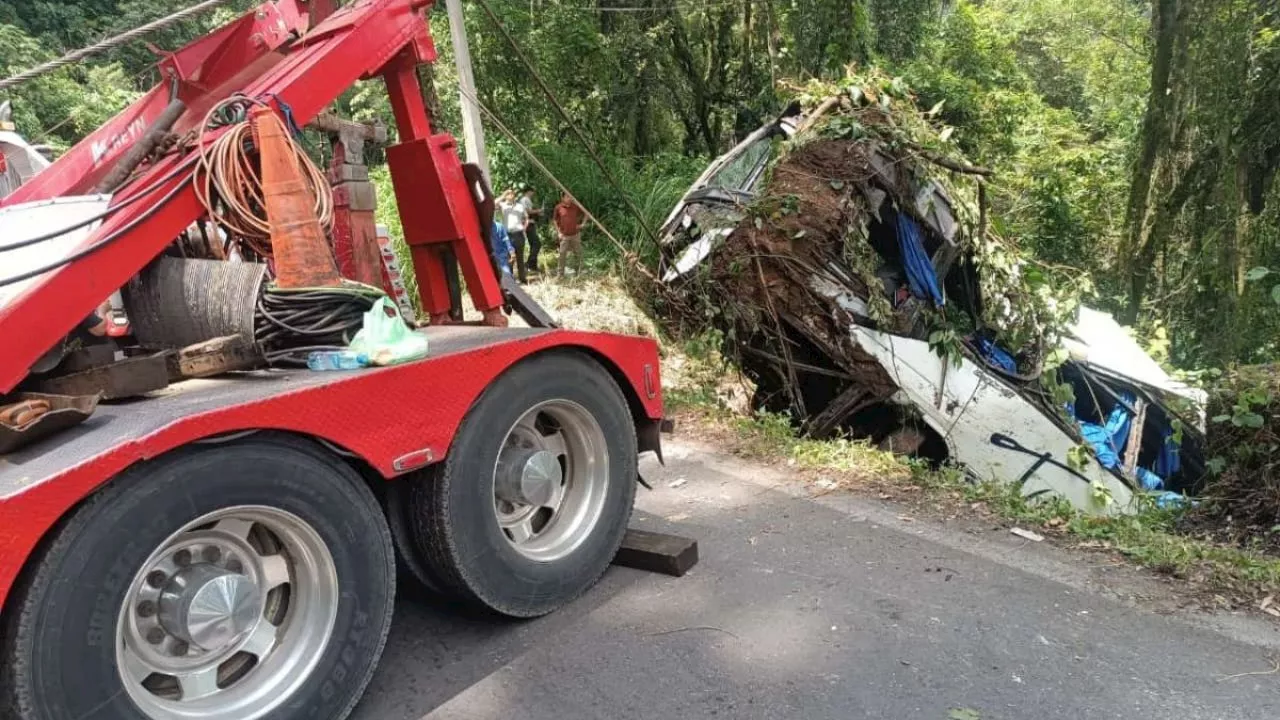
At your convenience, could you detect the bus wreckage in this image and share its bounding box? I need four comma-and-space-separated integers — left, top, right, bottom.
655, 77, 1206, 515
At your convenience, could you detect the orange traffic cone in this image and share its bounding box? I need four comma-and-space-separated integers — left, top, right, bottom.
252, 105, 342, 288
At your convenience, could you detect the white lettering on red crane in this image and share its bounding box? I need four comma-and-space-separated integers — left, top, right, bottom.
90, 117, 147, 167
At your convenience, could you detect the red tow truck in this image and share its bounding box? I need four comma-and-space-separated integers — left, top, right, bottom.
0, 2, 663, 718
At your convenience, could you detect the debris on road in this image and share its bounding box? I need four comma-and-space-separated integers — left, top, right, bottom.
1011, 527, 1045, 543
1261, 595, 1280, 619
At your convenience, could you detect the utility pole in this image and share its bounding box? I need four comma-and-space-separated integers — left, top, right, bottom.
445, 0, 491, 181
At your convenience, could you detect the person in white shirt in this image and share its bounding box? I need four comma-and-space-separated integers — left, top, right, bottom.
499, 188, 530, 283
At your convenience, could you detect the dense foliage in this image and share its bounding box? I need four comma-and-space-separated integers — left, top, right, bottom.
2, 0, 1279, 373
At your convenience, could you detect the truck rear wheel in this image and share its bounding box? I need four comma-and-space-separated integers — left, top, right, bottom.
1, 440, 395, 720
409, 351, 638, 618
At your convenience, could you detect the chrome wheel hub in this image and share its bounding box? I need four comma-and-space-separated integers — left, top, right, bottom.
497, 448, 563, 507
158, 565, 262, 651
116, 507, 339, 720
493, 400, 610, 562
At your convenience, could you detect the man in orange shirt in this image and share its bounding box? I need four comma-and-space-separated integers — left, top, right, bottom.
553, 193, 586, 278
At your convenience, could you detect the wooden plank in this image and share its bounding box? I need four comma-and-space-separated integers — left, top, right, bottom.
1123, 398, 1147, 475
806, 384, 872, 439
37, 352, 170, 400
169, 335, 260, 380
613, 528, 699, 577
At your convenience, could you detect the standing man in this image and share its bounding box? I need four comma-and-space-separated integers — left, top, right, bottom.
500, 188, 530, 283
554, 192, 586, 279
520, 187, 544, 276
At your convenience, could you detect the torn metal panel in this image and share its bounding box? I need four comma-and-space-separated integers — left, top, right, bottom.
849, 326, 1135, 514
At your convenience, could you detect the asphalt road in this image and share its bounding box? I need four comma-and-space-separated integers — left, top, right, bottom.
350, 442, 1280, 720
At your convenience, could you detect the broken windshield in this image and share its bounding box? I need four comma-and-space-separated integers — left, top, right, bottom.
704, 134, 772, 194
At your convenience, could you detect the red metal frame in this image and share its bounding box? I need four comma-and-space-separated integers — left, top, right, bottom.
0, 0, 506, 393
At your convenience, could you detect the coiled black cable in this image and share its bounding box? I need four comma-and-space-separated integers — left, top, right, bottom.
253, 286, 382, 366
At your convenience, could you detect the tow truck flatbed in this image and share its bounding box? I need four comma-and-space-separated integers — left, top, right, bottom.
0, 324, 662, 615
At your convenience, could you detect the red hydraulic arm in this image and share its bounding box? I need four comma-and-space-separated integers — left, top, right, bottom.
0, 0, 505, 394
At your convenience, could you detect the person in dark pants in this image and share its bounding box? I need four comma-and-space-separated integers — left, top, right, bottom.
521, 188, 544, 276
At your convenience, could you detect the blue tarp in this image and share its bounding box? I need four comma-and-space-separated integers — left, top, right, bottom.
1073, 390, 1169, 491
1078, 395, 1132, 471
892, 211, 945, 307
1153, 427, 1180, 479
974, 335, 1017, 373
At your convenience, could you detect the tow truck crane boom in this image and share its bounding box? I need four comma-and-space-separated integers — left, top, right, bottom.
0, 0, 505, 392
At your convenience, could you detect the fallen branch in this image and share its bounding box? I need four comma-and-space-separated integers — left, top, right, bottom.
796, 96, 841, 135
918, 148, 995, 177
754, 255, 807, 418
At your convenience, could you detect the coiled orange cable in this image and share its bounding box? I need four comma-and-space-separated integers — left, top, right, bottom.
193, 97, 333, 260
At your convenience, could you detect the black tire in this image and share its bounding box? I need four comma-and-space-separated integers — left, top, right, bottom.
0, 438, 395, 720
408, 350, 638, 618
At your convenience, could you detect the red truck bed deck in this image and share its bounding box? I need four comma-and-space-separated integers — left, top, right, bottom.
1, 326, 551, 498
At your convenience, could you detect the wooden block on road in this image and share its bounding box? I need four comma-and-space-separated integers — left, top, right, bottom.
613, 528, 699, 577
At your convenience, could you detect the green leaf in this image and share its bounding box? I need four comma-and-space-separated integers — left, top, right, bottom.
1271, 285, 1280, 305
1241, 412, 1265, 429
949, 709, 981, 720
1211, 414, 1231, 423
1207, 457, 1227, 475
830, 180, 846, 190
1090, 480, 1115, 507
1245, 266, 1271, 281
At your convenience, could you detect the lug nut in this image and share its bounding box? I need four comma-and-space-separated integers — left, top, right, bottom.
202, 546, 222, 563
171, 641, 190, 656
146, 571, 167, 588
146, 628, 165, 645
173, 549, 192, 567
137, 600, 157, 618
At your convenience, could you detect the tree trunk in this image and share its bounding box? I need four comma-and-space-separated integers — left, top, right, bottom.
666, 2, 718, 154
1122, 0, 1185, 323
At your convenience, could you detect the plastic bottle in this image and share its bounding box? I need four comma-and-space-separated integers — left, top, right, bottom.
306, 350, 370, 371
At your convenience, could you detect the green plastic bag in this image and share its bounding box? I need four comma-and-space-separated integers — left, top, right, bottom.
349, 297, 429, 366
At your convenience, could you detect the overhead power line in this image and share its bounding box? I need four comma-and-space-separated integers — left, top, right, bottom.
503, 0, 756, 14
555, 0, 747, 11
472, 0, 663, 248
456, 82, 665, 286
0, 0, 239, 92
